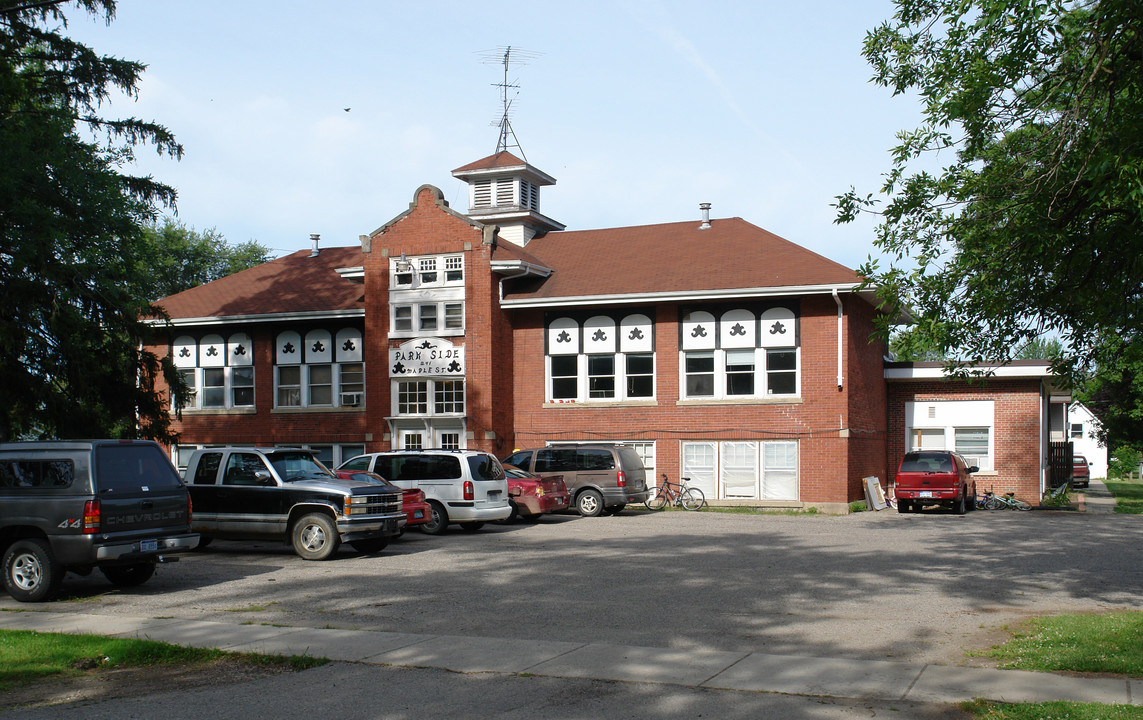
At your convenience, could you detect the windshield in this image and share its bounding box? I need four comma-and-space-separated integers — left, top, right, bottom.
269, 452, 333, 482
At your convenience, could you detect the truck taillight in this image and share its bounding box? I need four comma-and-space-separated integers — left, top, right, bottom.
463, 480, 474, 501
187, 494, 193, 521
82, 500, 100, 534
617, 470, 626, 488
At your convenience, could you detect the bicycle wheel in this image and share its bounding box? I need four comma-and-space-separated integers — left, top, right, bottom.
1015, 499, 1032, 510
984, 496, 1002, 510
680, 487, 705, 511
644, 488, 668, 511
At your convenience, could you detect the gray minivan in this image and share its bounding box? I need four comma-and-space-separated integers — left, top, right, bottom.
0, 440, 198, 601
501, 444, 650, 516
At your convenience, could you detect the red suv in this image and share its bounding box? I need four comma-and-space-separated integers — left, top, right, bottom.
1072, 454, 1091, 488
894, 451, 978, 515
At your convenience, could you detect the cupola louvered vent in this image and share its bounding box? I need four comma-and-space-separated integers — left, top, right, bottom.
496, 178, 514, 205
473, 179, 492, 207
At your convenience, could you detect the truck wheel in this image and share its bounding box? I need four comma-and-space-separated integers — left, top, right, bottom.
292, 513, 340, 560
576, 489, 604, 517
349, 538, 389, 555
420, 501, 449, 535
101, 563, 156, 587
954, 493, 967, 515
3, 539, 62, 602
459, 522, 484, 532
897, 500, 910, 513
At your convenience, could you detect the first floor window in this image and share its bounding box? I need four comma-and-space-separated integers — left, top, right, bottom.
954, 427, 990, 469
682, 440, 799, 501
440, 432, 461, 450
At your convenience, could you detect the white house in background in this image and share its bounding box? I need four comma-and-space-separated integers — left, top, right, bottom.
1068, 403, 1108, 479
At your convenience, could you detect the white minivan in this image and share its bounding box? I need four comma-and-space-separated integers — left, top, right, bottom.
337, 450, 511, 534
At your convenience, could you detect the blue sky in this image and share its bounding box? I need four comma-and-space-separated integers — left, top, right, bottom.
68, 0, 922, 270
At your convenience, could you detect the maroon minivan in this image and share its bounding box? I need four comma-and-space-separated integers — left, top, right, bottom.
894, 451, 978, 515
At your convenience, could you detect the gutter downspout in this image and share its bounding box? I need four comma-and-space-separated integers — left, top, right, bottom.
832, 288, 844, 390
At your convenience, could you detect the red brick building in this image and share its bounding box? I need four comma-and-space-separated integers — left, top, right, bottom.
148, 151, 1062, 510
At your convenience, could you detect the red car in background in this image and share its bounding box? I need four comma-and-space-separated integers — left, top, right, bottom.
335, 470, 431, 532
503, 464, 570, 521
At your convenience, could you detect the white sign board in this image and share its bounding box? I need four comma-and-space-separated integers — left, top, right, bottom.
390, 338, 465, 377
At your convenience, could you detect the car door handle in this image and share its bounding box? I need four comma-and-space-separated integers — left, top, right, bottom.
140, 501, 154, 509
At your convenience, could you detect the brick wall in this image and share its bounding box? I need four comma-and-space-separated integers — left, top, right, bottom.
887, 379, 1044, 503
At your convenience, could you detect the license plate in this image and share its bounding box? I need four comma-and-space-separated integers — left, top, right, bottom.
140, 539, 158, 552
414, 510, 424, 519
918, 491, 934, 498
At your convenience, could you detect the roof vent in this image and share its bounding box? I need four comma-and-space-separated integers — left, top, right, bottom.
699, 203, 711, 230
309, 233, 320, 257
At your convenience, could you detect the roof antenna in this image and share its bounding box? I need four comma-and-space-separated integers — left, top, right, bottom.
479, 46, 541, 160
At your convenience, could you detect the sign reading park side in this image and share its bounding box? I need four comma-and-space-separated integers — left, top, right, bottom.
390, 338, 465, 377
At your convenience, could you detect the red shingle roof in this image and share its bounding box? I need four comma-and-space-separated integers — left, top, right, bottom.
504, 217, 860, 302
452, 151, 527, 173
158, 246, 364, 320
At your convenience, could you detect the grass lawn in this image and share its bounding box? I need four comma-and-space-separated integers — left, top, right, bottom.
962, 611, 1143, 718
1104, 478, 1143, 514
0, 629, 325, 691
962, 699, 1143, 719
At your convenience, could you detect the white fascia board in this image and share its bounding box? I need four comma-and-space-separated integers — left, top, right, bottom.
147, 309, 365, 328
336, 266, 365, 281
884, 364, 1055, 380
490, 260, 552, 278
500, 283, 865, 308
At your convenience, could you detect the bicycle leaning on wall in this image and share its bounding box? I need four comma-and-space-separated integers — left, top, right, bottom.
644, 473, 706, 511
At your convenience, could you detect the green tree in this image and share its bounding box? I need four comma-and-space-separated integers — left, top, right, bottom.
835, 0, 1143, 378
0, 0, 184, 442
139, 218, 273, 302
1015, 337, 1065, 361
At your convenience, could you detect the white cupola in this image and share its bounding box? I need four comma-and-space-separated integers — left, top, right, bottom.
452, 151, 565, 246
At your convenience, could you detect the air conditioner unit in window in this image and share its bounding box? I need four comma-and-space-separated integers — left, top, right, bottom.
340, 392, 362, 407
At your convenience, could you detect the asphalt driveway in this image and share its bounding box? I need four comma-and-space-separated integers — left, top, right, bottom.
7, 507, 1142, 666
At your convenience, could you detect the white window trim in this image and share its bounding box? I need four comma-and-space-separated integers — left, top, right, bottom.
389, 299, 465, 338
273, 362, 366, 410
391, 378, 466, 417
545, 352, 656, 403
680, 348, 800, 400
390, 253, 465, 290
176, 367, 256, 411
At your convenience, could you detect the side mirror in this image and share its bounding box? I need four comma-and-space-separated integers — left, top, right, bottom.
968, 466, 980, 474
254, 470, 274, 486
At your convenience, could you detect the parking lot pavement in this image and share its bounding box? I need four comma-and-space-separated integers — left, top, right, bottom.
3, 506, 1142, 710
0, 610, 1138, 708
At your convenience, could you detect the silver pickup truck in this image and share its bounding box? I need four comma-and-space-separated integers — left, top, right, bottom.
183, 447, 405, 560
0, 440, 198, 602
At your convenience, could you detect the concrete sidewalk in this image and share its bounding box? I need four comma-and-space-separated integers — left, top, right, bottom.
1, 611, 1137, 706
1078, 477, 1117, 514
